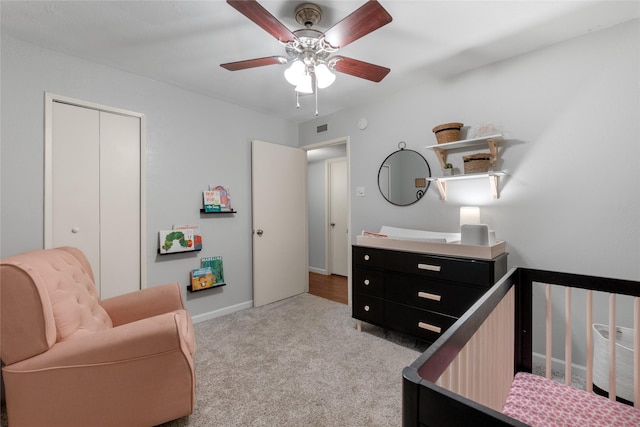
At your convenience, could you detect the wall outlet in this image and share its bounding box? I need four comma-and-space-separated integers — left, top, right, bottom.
356, 186, 365, 197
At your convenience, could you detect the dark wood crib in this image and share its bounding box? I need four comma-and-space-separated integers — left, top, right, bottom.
402, 267, 640, 427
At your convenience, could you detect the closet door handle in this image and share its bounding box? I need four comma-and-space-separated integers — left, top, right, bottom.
418, 291, 441, 302
418, 263, 441, 272
418, 322, 441, 334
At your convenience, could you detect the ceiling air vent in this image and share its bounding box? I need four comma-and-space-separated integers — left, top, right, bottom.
317, 123, 328, 133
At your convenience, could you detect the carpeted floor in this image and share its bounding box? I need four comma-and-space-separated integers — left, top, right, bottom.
156, 293, 426, 426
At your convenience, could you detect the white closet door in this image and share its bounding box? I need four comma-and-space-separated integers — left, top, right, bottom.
99, 111, 141, 299
49, 101, 141, 298
51, 102, 101, 285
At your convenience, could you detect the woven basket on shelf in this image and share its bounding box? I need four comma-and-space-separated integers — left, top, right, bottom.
432, 122, 463, 144
463, 153, 491, 174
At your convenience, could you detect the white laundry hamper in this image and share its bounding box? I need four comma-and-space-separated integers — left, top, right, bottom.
592, 323, 635, 403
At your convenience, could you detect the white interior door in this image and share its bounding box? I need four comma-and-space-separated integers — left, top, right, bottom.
99, 112, 141, 299
252, 140, 307, 307
46, 96, 144, 299
51, 102, 101, 283
329, 158, 348, 276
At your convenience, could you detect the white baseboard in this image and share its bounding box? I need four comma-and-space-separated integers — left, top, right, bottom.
308, 267, 327, 275
190, 300, 253, 324
532, 351, 586, 379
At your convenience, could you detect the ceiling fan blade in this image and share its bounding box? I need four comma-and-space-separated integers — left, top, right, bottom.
331, 56, 390, 82
227, 0, 296, 43
221, 56, 287, 71
323, 1, 392, 49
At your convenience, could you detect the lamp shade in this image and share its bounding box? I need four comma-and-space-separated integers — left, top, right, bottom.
315, 63, 336, 89
460, 206, 480, 226
295, 74, 314, 94
284, 60, 305, 86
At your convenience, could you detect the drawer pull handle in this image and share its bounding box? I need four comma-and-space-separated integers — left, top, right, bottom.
364, 279, 370, 285
418, 263, 441, 272
364, 255, 370, 261
418, 322, 441, 334
364, 305, 370, 312
418, 291, 441, 302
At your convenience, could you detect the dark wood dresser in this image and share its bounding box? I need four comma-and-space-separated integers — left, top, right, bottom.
352, 245, 507, 344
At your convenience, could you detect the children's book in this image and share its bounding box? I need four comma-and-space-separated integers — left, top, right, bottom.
173, 224, 202, 250
201, 256, 225, 284
203, 190, 221, 212
159, 229, 196, 254
191, 267, 215, 290
208, 185, 232, 212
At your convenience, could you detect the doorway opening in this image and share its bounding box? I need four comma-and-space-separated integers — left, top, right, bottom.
303, 137, 351, 305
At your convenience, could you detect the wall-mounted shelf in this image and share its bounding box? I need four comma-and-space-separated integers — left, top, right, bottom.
426, 133, 505, 200
426, 134, 503, 170
426, 172, 506, 201
158, 248, 201, 255
187, 283, 226, 293
200, 209, 237, 214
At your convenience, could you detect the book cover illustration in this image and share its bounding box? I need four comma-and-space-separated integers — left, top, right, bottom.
159, 227, 200, 254
191, 267, 215, 290
201, 256, 225, 285
172, 224, 202, 250
203, 185, 232, 212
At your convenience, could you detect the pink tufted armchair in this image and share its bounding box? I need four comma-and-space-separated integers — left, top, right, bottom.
0, 247, 196, 426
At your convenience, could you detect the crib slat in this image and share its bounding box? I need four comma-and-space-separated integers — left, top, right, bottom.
586, 290, 593, 392
609, 294, 616, 401
634, 297, 639, 408
565, 287, 572, 385
546, 284, 552, 379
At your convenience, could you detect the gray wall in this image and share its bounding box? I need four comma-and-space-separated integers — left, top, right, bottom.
1, 36, 297, 319
299, 20, 640, 367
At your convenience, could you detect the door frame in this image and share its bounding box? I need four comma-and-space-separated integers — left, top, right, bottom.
301, 136, 352, 305
43, 92, 148, 288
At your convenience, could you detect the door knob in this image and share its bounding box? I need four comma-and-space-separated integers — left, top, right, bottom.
256, 229, 264, 236
330, 223, 336, 227
71, 227, 80, 233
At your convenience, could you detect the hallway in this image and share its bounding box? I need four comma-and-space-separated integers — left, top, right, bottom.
308, 272, 348, 305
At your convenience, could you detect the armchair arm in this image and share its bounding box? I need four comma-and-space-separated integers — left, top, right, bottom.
100, 282, 185, 326
2, 312, 195, 426
4, 312, 188, 371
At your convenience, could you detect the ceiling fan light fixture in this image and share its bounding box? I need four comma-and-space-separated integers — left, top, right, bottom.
284, 60, 305, 86
315, 63, 335, 89
295, 74, 314, 94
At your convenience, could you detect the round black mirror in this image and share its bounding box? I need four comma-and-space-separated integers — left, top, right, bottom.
378, 146, 431, 206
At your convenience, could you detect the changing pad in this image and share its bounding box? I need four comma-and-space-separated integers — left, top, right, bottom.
378, 226, 460, 243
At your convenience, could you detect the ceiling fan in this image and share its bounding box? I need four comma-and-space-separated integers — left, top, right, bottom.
221, 0, 393, 114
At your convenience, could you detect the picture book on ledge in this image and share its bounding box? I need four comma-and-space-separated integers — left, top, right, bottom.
203, 185, 232, 212
158, 224, 202, 254
200, 256, 225, 285
191, 267, 215, 290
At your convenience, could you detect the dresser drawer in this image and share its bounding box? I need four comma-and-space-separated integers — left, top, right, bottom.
352, 294, 384, 326
353, 267, 384, 297
385, 301, 457, 343
353, 246, 385, 268
384, 273, 485, 318
384, 251, 493, 286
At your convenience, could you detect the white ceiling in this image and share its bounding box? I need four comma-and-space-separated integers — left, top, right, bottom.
2, 1, 638, 123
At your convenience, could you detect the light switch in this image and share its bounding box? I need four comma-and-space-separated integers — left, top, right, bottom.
356, 186, 365, 197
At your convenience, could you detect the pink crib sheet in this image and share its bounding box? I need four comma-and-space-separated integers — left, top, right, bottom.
503, 372, 640, 427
